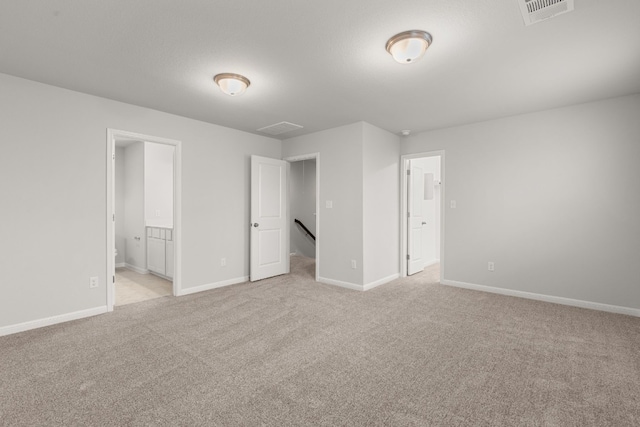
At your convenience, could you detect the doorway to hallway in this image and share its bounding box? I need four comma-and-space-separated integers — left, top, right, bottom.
285, 153, 320, 282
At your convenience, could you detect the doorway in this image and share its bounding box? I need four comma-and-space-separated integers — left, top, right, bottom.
285, 153, 320, 282
401, 151, 444, 281
106, 129, 182, 311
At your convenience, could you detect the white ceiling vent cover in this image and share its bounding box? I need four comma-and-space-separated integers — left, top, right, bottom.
518, 0, 574, 26
257, 121, 304, 136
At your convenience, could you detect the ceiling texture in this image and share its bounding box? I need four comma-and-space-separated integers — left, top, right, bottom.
1, 0, 639, 139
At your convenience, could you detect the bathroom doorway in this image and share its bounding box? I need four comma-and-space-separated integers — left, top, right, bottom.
285, 153, 320, 281
107, 129, 182, 311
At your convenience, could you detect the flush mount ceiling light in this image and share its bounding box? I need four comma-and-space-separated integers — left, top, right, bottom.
385, 30, 433, 64
213, 73, 250, 96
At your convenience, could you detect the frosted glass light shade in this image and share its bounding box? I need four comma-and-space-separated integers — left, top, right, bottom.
386, 30, 433, 64
213, 73, 250, 96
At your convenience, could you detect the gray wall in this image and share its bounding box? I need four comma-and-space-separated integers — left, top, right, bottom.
290, 159, 316, 258
283, 122, 401, 288
362, 123, 400, 285
0, 72, 280, 329
402, 94, 640, 310
123, 142, 146, 271
283, 122, 365, 286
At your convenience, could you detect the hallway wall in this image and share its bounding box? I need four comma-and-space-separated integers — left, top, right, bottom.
290, 159, 316, 259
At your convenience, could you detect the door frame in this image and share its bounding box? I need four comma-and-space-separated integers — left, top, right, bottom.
106, 128, 182, 311
283, 152, 320, 282
400, 151, 445, 281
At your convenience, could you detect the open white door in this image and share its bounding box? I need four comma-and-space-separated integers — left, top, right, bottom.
407, 160, 427, 275
250, 155, 289, 281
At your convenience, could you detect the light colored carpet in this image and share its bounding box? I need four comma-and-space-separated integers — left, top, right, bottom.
115, 268, 172, 306
1, 255, 638, 426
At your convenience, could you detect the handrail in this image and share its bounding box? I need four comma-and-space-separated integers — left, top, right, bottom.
294, 219, 316, 241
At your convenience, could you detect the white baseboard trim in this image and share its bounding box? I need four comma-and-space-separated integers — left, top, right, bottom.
424, 259, 440, 268
125, 263, 148, 275
318, 277, 363, 291
115, 262, 126, 268
0, 306, 109, 337
363, 273, 400, 291
441, 279, 640, 318
177, 276, 249, 296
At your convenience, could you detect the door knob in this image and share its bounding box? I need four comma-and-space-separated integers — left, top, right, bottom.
422, 222, 427, 225
253, 223, 259, 227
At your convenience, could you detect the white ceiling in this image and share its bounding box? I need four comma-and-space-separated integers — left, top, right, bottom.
1, 0, 639, 139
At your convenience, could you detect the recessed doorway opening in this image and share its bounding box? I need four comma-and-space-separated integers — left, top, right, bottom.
400, 151, 445, 282
107, 129, 182, 311
284, 153, 320, 282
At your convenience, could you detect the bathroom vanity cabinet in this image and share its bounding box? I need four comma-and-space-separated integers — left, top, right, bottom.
146, 226, 174, 279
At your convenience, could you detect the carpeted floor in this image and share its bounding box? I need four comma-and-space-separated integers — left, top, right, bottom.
1, 255, 638, 426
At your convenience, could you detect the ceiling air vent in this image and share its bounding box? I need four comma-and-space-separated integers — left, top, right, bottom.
518, 0, 574, 26
257, 121, 304, 136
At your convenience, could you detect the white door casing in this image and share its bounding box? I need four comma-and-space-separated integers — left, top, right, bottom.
106, 129, 181, 310
250, 155, 290, 281
407, 160, 427, 275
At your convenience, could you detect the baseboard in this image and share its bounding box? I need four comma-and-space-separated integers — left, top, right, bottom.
125, 263, 148, 275
318, 277, 363, 291
424, 259, 440, 268
363, 273, 400, 291
0, 306, 109, 337
441, 279, 640, 318
149, 271, 172, 281
177, 276, 249, 296
115, 262, 126, 268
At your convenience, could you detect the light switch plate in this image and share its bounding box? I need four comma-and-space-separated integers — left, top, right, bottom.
326, 200, 333, 208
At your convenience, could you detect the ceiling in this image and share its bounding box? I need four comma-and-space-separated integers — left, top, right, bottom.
1, 0, 639, 139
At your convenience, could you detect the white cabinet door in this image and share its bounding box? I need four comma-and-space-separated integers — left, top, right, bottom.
147, 237, 166, 275
165, 240, 174, 279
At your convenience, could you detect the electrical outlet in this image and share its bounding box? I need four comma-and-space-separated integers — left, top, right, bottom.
155, 209, 161, 217
221, 257, 226, 267
89, 276, 99, 288
488, 262, 495, 272
351, 260, 357, 269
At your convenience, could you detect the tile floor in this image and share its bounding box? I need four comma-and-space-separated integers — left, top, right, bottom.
115, 267, 172, 306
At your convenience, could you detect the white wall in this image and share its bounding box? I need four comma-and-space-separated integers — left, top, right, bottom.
114, 146, 126, 266
144, 142, 174, 228
283, 123, 364, 286
362, 123, 400, 286
290, 159, 316, 258
123, 142, 146, 271
0, 72, 280, 330
402, 94, 640, 311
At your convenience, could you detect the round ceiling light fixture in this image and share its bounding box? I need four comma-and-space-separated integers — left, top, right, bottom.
213, 73, 251, 96
385, 30, 433, 64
